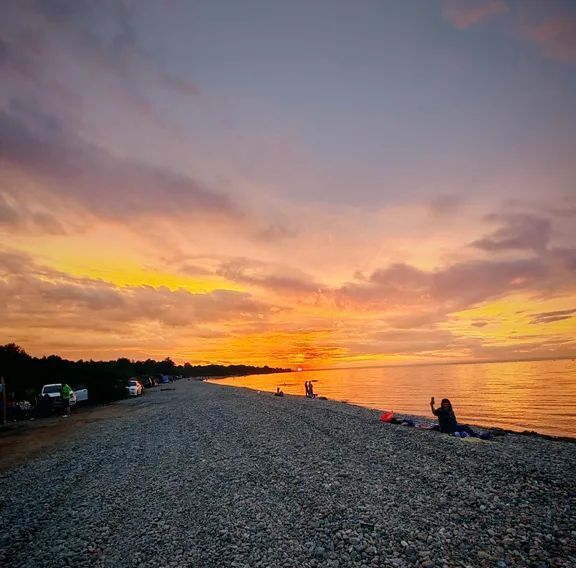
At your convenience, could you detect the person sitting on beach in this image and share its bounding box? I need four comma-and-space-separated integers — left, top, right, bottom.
430, 397, 456, 433
274, 387, 284, 397
430, 397, 476, 436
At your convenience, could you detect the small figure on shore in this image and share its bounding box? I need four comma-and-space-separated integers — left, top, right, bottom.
61, 383, 73, 417
304, 381, 310, 397
274, 387, 284, 397
308, 381, 315, 398
430, 397, 476, 436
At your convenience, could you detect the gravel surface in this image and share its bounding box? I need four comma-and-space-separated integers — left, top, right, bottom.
1, 380, 575, 568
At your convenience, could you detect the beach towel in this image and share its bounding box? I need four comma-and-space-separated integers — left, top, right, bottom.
380, 411, 394, 423
460, 437, 487, 443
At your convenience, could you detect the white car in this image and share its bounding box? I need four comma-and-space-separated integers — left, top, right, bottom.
41, 384, 77, 406
126, 379, 143, 397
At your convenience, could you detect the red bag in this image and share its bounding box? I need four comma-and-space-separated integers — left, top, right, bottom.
379, 411, 394, 423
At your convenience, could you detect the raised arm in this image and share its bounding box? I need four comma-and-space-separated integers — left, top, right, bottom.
430, 396, 439, 416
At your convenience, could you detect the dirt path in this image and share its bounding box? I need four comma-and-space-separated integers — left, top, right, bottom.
0, 399, 141, 472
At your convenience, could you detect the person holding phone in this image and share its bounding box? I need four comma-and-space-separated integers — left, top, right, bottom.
430, 397, 457, 434
430, 397, 478, 437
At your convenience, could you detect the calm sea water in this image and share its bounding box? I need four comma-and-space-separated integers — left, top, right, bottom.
211, 359, 576, 438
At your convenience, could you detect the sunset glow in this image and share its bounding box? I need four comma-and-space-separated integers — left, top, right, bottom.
1, 0, 575, 367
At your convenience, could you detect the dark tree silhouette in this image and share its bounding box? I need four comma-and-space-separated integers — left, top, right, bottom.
0, 344, 289, 404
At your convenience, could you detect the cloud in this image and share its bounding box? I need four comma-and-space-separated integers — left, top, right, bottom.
529, 308, 576, 325
426, 193, 465, 218
527, 16, 576, 63
466, 336, 576, 361
549, 248, 576, 273
442, 1, 576, 65
255, 223, 297, 242
330, 250, 564, 334
0, 191, 69, 235
0, 102, 241, 224
177, 263, 214, 277
217, 258, 321, 297
471, 214, 552, 253
339, 324, 475, 358
0, 0, 200, 100
0, 249, 277, 335
442, 0, 508, 29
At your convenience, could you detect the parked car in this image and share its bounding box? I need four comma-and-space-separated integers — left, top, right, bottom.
126, 379, 143, 397
41, 383, 77, 407
74, 387, 89, 404
141, 376, 158, 388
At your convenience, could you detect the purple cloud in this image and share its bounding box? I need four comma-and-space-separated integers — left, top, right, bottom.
527, 15, 576, 64
0, 102, 240, 223
426, 193, 465, 218
0, 0, 200, 99
471, 214, 552, 253
0, 195, 68, 235
340, 257, 547, 313
217, 258, 320, 296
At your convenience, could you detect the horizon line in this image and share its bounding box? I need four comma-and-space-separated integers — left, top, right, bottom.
291, 354, 576, 373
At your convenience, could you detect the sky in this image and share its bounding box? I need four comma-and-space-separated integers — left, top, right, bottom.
1, 0, 575, 367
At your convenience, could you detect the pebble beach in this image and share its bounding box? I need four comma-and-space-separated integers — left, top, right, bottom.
1, 380, 575, 568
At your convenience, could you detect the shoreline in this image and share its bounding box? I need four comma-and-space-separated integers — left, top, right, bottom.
208, 379, 576, 443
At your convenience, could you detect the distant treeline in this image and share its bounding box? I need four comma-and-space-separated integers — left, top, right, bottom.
0, 344, 289, 404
